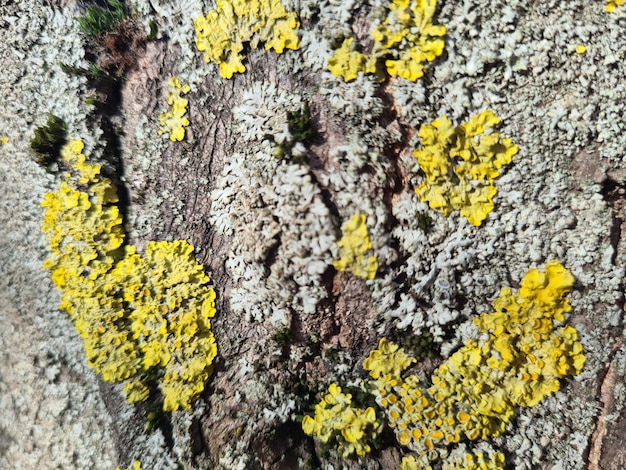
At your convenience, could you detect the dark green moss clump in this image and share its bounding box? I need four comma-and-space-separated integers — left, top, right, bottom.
77, 0, 125, 39
31, 114, 67, 167
272, 328, 294, 346
287, 104, 313, 144
266, 104, 314, 161
416, 211, 432, 232
391, 330, 439, 360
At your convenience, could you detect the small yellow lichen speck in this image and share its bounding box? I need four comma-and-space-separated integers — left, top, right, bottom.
302, 383, 381, 458
158, 76, 191, 142
1, 136, 8, 145
41, 139, 218, 411
413, 110, 518, 226
194, 0, 300, 79
365, 261, 584, 466
328, 0, 446, 82
333, 213, 378, 280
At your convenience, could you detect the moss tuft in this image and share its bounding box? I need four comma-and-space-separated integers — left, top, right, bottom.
77, 0, 125, 39
31, 114, 68, 168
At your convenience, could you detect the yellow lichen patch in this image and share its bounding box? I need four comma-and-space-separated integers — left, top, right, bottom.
327, 37, 378, 82
365, 261, 584, 465
41, 139, 218, 411
333, 213, 378, 280
1, 136, 8, 144
302, 383, 381, 458
441, 451, 506, 470
606, 0, 626, 12
194, 0, 300, 79
401, 455, 421, 470
158, 76, 191, 142
413, 110, 518, 226
112, 240, 218, 411
363, 338, 416, 379
116, 461, 142, 470
328, 0, 446, 82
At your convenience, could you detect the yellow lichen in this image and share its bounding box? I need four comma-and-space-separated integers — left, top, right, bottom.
302, 383, 381, 458
364, 261, 584, 466
41, 139, 218, 411
575, 44, 587, 54
401, 455, 422, 470
194, 0, 300, 79
333, 213, 378, 280
1, 136, 8, 145
362, 338, 416, 379
328, 0, 446, 82
116, 461, 142, 470
327, 37, 378, 82
413, 110, 518, 226
606, 0, 626, 12
158, 76, 191, 142
441, 451, 506, 470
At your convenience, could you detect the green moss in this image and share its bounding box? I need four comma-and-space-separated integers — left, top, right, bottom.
147, 19, 158, 41
287, 104, 313, 144
77, 0, 125, 39
31, 114, 67, 168
416, 211, 432, 232
391, 330, 438, 360
271, 328, 294, 345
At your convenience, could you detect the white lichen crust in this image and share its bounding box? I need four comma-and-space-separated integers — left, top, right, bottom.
211, 82, 336, 326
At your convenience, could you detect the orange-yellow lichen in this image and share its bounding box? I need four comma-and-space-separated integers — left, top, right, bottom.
365, 261, 584, 466
333, 213, 378, 280
302, 383, 381, 457
413, 110, 518, 226
41, 139, 217, 411
158, 76, 191, 142
194, 0, 300, 79
328, 0, 446, 82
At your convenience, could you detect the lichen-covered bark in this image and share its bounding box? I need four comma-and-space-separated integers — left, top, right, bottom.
2, 0, 626, 469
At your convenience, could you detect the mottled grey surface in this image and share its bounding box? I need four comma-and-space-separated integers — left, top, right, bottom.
1, 0, 625, 469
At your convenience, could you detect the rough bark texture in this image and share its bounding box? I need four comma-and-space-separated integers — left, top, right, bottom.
1, 1, 626, 469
